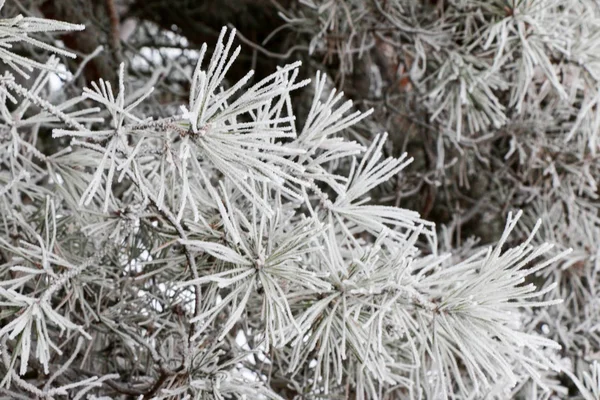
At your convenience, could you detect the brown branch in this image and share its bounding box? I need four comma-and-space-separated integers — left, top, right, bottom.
40, 0, 119, 85
104, 0, 122, 61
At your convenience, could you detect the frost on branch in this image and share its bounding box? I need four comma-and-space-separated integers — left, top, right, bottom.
0, 7, 575, 400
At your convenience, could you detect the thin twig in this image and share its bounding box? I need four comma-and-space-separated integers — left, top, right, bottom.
227, 24, 309, 60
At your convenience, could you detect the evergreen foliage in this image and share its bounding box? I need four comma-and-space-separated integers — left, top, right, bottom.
0, 1, 598, 399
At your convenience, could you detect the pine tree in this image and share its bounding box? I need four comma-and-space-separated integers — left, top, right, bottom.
0, 1, 599, 399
